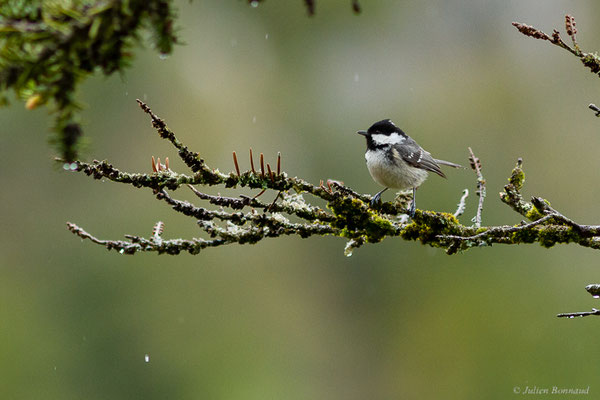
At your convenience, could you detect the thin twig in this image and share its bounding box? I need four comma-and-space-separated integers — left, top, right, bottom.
260, 153, 265, 177
454, 189, 469, 218
232, 151, 241, 176
152, 221, 164, 237
253, 188, 266, 199
267, 191, 282, 212
589, 104, 600, 117
249, 148, 256, 173
468, 147, 486, 227
277, 152, 281, 175
557, 309, 600, 318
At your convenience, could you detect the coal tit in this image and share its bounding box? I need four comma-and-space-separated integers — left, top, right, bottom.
357, 119, 462, 217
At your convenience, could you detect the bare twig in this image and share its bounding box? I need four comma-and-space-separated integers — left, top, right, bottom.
232, 151, 241, 176
260, 153, 265, 177
589, 104, 600, 117
277, 152, 281, 175
253, 188, 266, 199
557, 309, 600, 318
249, 148, 256, 173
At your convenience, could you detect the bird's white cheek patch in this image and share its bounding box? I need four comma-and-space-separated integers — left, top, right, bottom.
371, 133, 405, 146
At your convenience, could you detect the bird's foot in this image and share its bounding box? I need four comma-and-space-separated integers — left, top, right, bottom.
370, 188, 388, 208
370, 193, 382, 208
408, 202, 416, 218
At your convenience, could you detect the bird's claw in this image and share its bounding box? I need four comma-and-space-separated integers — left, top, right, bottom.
408, 202, 416, 218
370, 193, 382, 208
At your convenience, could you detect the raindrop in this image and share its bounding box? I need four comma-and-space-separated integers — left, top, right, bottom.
250, 1, 259, 8
593, 295, 600, 299
70, 162, 78, 170
568, 316, 575, 319
119, 249, 125, 254
252, 116, 256, 123
63, 163, 70, 170
144, 354, 150, 363
159, 53, 169, 60
265, 33, 269, 40
354, 73, 359, 82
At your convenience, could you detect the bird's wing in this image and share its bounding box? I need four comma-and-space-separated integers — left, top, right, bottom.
393, 138, 446, 178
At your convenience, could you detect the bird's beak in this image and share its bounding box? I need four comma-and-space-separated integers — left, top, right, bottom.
357, 130, 368, 136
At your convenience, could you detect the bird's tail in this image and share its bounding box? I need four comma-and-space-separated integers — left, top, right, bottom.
435, 159, 463, 169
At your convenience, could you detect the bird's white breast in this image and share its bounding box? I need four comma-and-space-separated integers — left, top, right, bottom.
365, 149, 428, 190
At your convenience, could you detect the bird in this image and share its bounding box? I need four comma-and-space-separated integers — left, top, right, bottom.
357, 119, 462, 217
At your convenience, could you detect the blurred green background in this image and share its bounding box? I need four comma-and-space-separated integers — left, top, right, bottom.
2, 1, 600, 398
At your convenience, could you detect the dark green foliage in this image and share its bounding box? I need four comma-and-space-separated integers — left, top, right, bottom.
0, 0, 179, 161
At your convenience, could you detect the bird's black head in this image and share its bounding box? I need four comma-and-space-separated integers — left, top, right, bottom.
357, 119, 407, 150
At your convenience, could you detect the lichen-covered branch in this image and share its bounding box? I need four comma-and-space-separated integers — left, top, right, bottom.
468, 147, 485, 227
60, 100, 600, 256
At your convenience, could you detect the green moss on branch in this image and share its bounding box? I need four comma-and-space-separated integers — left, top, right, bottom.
62, 101, 600, 256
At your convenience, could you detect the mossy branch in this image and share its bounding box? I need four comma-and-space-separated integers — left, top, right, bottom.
60, 100, 600, 256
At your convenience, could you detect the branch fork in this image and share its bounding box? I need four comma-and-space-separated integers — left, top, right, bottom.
61, 100, 600, 257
